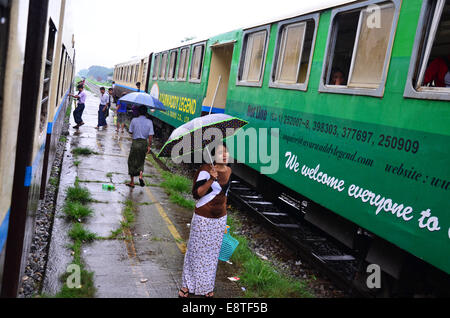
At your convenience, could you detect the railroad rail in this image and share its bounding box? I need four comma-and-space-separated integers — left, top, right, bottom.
148, 147, 371, 297
228, 176, 371, 298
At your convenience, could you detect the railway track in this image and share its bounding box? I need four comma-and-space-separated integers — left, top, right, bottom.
228, 175, 371, 297
148, 148, 371, 297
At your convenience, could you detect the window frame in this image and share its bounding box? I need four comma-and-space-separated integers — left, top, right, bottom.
152, 54, 160, 80
159, 52, 168, 80
177, 46, 190, 82
188, 42, 206, 84
318, 0, 401, 98
168, 49, 178, 81
269, 13, 320, 91
236, 25, 270, 88
404, 0, 450, 101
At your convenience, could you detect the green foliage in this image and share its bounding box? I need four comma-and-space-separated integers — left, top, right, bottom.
63, 201, 93, 221
160, 172, 192, 193
72, 147, 97, 156
66, 185, 92, 205
69, 223, 97, 242
228, 214, 314, 298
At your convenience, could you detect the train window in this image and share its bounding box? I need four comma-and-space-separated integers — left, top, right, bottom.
270, 14, 319, 91
130, 65, 134, 83
237, 26, 270, 87
56, 46, 66, 103
168, 51, 178, 80
178, 47, 190, 81
135, 63, 139, 83
189, 44, 205, 83
142, 61, 148, 86
319, 0, 400, 97
152, 54, 160, 80
159, 52, 168, 80
39, 21, 57, 134
404, 0, 450, 101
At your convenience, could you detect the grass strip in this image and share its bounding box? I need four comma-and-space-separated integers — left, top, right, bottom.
72, 147, 98, 156
52, 179, 97, 298
108, 199, 137, 240
227, 213, 314, 298
146, 155, 196, 210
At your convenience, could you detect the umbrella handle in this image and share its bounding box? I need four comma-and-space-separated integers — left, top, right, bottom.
205, 145, 216, 172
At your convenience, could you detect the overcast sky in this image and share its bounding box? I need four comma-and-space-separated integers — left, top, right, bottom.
72, 0, 353, 73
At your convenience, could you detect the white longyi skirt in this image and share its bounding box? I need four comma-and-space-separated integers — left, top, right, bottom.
181, 213, 227, 296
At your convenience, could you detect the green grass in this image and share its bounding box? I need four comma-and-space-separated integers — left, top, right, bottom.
66, 185, 92, 205
72, 147, 97, 156
160, 171, 192, 193
50, 177, 97, 298
227, 213, 314, 298
108, 199, 136, 240
146, 155, 196, 210
69, 223, 97, 242
63, 201, 94, 221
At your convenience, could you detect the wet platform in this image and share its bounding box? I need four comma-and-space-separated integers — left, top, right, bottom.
42, 90, 243, 298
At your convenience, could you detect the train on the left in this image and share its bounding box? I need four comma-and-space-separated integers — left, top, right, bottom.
0, 0, 75, 297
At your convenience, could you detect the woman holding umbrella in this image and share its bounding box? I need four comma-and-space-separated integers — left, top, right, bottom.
179, 143, 232, 298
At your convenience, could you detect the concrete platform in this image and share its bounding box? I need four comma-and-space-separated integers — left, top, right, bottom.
43, 90, 243, 298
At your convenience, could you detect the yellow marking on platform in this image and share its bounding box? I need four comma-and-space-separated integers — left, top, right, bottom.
144, 187, 187, 254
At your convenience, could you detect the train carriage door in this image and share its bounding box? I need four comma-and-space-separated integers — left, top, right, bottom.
202, 42, 234, 115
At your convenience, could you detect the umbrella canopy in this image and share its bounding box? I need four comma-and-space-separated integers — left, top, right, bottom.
119, 92, 167, 111
158, 113, 248, 159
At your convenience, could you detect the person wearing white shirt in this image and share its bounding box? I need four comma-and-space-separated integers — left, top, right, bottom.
96, 87, 109, 129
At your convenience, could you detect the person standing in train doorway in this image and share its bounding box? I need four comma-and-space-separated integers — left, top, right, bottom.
179, 144, 232, 299
69, 84, 86, 129
96, 87, 109, 130
126, 106, 154, 188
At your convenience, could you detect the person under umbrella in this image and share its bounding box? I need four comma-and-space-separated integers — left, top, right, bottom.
157, 113, 247, 298
126, 105, 154, 188
179, 143, 232, 298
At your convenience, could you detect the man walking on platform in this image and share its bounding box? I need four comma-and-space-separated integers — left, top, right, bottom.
96, 87, 109, 130
69, 84, 86, 129
126, 106, 154, 188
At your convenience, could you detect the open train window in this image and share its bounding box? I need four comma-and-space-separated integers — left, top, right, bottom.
159, 52, 168, 80
39, 20, 57, 134
177, 47, 190, 81
405, 0, 450, 101
189, 43, 205, 83
152, 54, 160, 80
319, 0, 400, 97
168, 50, 177, 81
270, 14, 319, 91
237, 26, 270, 87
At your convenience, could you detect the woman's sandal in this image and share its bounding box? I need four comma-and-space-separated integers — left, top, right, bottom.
139, 178, 145, 187
178, 288, 189, 298
126, 183, 135, 189
205, 292, 214, 298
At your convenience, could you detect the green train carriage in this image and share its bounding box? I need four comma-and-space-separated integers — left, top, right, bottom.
143, 0, 449, 293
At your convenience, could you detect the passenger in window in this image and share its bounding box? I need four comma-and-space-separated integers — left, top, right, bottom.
136, 82, 141, 92
330, 69, 347, 86
423, 54, 450, 88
